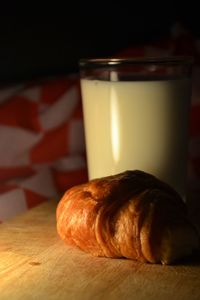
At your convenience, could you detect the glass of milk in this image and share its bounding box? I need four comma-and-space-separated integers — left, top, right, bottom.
79, 57, 193, 198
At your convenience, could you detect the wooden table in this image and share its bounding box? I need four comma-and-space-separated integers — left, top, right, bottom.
0, 199, 200, 300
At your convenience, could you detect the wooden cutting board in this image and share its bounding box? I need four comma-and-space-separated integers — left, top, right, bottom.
0, 199, 200, 300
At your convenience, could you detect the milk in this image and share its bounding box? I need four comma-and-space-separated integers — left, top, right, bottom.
81, 78, 191, 197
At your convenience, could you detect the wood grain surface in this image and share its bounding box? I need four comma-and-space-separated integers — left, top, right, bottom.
0, 199, 200, 300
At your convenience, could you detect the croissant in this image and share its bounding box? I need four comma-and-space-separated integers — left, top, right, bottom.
56, 170, 199, 264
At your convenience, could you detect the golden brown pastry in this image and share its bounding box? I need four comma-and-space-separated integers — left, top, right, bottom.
56, 170, 199, 264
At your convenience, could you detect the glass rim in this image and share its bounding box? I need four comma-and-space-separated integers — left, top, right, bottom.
79, 56, 193, 68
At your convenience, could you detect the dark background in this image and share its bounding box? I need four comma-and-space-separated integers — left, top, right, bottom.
0, 2, 199, 83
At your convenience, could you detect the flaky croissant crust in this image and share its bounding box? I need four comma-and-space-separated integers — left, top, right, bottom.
57, 170, 199, 264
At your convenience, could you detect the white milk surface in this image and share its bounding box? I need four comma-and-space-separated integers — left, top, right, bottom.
81, 78, 191, 197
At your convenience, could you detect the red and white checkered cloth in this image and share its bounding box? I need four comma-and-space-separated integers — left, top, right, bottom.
0, 23, 200, 222
0, 76, 88, 222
